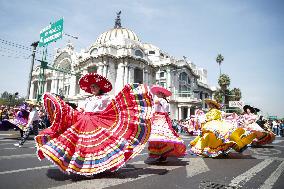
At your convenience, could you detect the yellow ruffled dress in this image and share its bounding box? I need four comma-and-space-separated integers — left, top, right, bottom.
189, 109, 256, 157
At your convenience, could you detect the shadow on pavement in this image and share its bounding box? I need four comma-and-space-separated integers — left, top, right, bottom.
213, 152, 256, 159
46, 158, 188, 181
250, 145, 274, 148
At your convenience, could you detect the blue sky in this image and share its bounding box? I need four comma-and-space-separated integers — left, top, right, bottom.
0, 0, 283, 118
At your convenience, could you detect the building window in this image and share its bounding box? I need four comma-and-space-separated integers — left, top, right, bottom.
149, 50, 155, 55
87, 66, 97, 73
134, 68, 143, 84
160, 53, 164, 57
160, 82, 166, 87
178, 72, 191, 97
160, 71, 165, 78
135, 49, 143, 58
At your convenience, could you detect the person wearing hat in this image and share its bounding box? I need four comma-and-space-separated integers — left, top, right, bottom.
34, 73, 153, 176
14, 102, 40, 147
238, 105, 275, 146
190, 99, 256, 157
145, 85, 186, 164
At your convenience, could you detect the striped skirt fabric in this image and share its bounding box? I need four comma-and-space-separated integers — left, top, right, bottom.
148, 112, 186, 158
35, 83, 153, 175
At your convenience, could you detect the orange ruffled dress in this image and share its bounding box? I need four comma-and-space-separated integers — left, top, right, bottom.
239, 114, 275, 146
35, 84, 153, 175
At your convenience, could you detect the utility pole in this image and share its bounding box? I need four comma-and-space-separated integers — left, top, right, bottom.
26, 41, 39, 99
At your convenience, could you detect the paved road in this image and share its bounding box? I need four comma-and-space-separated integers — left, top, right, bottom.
0, 130, 284, 189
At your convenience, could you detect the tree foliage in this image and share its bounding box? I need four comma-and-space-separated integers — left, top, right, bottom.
216, 54, 224, 65
0, 91, 25, 106
218, 74, 231, 90
230, 88, 242, 101
213, 89, 223, 103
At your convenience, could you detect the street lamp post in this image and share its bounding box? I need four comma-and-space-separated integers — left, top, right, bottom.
27, 41, 39, 99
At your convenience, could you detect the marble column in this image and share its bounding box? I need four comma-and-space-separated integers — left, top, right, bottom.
128, 66, 134, 83
115, 61, 125, 94
124, 65, 129, 85
69, 75, 77, 97
178, 106, 182, 120
97, 64, 103, 76
187, 107, 191, 118
166, 68, 171, 88
144, 69, 148, 85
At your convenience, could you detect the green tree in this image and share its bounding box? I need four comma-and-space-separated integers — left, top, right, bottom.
230, 88, 242, 101
216, 54, 224, 76
218, 74, 231, 90
213, 89, 223, 103
1, 91, 10, 99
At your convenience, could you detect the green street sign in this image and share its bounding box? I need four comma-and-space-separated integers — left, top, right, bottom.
39, 18, 63, 47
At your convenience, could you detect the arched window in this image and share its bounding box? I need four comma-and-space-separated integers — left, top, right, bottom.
178, 72, 191, 97
149, 50, 155, 55
87, 66, 97, 73
135, 49, 143, 58
134, 68, 143, 84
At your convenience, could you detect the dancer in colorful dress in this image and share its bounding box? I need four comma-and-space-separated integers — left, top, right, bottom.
35, 73, 153, 176
14, 102, 40, 147
11, 104, 29, 137
238, 105, 275, 146
190, 99, 256, 157
146, 85, 186, 164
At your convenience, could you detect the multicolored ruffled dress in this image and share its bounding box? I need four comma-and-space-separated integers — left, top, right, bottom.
11, 109, 29, 131
148, 97, 186, 158
35, 84, 153, 176
238, 113, 275, 146
185, 110, 205, 136
190, 108, 256, 157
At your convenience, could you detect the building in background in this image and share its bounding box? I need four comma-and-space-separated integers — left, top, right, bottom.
29, 14, 214, 120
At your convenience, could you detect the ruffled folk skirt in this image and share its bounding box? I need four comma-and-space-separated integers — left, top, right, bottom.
243, 123, 275, 146
190, 120, 256, 157
35, 84, 153, 175
148, 112, 186, 158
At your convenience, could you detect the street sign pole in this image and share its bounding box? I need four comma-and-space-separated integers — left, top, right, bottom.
39, 18, 63, 47
35, 18, 64, 101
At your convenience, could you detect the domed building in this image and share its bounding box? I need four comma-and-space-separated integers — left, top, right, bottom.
29, 13, 214, 120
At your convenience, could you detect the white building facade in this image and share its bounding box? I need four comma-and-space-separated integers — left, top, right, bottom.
29, 16, 214, 120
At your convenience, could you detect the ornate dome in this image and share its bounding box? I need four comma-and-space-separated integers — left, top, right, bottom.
95, 28, 140, 45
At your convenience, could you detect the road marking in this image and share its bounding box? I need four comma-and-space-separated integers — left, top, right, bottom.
185, 158, 209, 177
136, 153, 148, 156
0, 141, 34, 145
230, 159, 274, 187
0, 153, 36, 160
252, 155, 284, 161
272, 139, 284, 144
0, 165, 55, 175
252, 148, 282, 156
3, 146, 35, 150
0, 134, 14, 136
259, 161, 284, 189
48, 157, 209, 189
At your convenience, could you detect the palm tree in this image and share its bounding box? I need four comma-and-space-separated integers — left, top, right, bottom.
216, 54, 224, 76
213, 89, 223, 103
231, 88, 242, 101
218, 74, 231, 91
